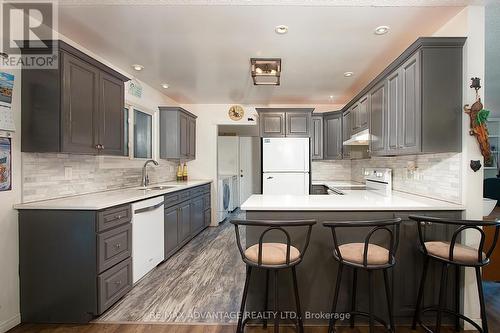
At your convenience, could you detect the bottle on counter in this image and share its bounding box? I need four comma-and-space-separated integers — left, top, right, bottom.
177, 162, 183, 182
182, 162, 188, 181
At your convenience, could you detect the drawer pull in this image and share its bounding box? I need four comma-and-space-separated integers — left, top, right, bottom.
114, 243, 121, 249
114, 280, 122, 286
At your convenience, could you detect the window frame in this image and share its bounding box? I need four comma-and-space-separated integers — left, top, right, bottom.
124, 102, 158, 161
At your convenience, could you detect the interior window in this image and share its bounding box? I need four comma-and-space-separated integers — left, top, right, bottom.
134, 109, 152, 159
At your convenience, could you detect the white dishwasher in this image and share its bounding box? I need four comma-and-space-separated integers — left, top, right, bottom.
131, 196, 165, 283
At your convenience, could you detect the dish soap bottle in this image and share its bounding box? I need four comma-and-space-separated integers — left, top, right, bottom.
176, 162, 183, 182
182, 162, 188, 181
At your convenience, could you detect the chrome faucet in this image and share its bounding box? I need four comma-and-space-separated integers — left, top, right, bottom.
141, 159, 159, 187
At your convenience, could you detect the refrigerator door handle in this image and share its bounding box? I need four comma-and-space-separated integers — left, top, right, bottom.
266, 176, 274, 179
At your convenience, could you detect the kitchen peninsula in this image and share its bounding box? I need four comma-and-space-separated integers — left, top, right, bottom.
240, 188, 464, 324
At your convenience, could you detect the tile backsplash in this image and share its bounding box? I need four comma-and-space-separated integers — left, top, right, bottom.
22, 153, 177, 202
351, 153, 462, 203
311, 160, 352, 181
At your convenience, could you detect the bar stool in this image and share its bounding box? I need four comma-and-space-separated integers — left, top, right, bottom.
409, 215, 500, 333
323, 218, 402, 333
231, 219, 316, 333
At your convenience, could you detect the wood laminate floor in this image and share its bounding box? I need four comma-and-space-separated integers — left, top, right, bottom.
97, 214, 246, 323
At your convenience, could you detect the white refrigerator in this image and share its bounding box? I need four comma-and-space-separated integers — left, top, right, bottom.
262, 137, 310, 195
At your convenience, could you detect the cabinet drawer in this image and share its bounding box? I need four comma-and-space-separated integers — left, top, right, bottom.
190, 186, 205, 198
97, 205, 132, 232
97, 223, 132, 273
164, 192, 181, 208
202, 184, 210, 194
97, 258, 132, 314
203, 194, 211, 210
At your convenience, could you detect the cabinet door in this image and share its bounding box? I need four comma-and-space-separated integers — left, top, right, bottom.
387, 70, 401, 153
99, 72, 125, 156
285, 112, 310, 137
357, 95, 369, 132
369, 82, 387, 155
61, 52, 100, 154
323, 113, 342, 160
260, 112, 286, 137
342, 111, 351, 159
188, 117, 196, 160
399, 53, 421, 154
311, 116, 323, 160
179, 113, 189, 159
178, 202, 191, 244
164, 205, 179, 259
350, 103, 359, 133
204, 209, 211, 227
190, 196, 205, 234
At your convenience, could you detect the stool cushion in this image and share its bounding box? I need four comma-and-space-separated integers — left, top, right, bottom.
245, 243, 300, 265
424, 241, 485, 264
338, 243, 389, 265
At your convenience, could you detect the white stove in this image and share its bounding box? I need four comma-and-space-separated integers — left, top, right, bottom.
363, 168, 392, 196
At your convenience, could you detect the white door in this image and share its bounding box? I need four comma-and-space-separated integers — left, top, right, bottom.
239, 137, 261, 205
131, 196, 165, 283
218, 136, 239, 175
263, 173, 309, 195
262, 137, 310, 172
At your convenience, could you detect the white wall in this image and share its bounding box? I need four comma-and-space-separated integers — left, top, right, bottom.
433, 5, 485, 328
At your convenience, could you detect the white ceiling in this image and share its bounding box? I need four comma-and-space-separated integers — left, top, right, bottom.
57, 2, 466, 104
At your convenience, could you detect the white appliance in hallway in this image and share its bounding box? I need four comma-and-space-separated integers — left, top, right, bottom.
228, 175, 239, 212
262, 137, 310, 195
131, 196, 165, 283
217, 176, 231, 223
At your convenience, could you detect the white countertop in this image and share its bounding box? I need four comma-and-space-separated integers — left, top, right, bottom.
14, 180, 212, 210
240, 190, 464, 211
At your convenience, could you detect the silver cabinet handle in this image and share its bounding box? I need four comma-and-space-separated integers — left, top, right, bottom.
134, 202, 164, 214
267, 176, 274, 179
114, 243, 121, 249
114, 280, 122, 286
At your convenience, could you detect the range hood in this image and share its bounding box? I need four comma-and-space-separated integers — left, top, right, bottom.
343, 129, 370, 146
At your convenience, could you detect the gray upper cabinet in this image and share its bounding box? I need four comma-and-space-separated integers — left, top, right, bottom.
340, 37, 465, 156
342, 111, 351, 159
159, 107, 197, 161
323, 112, 343, 160
369, 81, 387, 155
259, 112, 286, 137
349, 95, 369, 134
21, 40, 129, 155
311, 115, 323, 160
257, 108, 313, 138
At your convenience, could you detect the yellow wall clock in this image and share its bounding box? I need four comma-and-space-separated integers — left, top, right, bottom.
228, 105, 244, 121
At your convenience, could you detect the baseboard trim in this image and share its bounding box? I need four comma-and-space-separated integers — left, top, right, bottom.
0, 314, 21, 333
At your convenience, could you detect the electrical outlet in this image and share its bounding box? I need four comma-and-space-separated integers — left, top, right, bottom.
64, 166, 72, 180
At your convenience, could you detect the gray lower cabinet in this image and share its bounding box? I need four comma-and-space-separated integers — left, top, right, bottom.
257, 108, 313, 137
311, 115, 323, 160
18, 205, 134, 323
159, 107, 197, 160
21, 40, 129, 155
163, 183, 211, 261
323, 112, 343, 160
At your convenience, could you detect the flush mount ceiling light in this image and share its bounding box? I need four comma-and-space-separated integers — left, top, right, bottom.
161, 83, 169, 89
251, 58, 281, 86
344, 71, 354, 77
374, 25, 390, 35
132, 64, 144, 71
275, 25, 288, 35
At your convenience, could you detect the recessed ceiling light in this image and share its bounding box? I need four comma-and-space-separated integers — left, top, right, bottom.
161, 83, 169, 89
374, 25, 390, 35
132, 64, 144, 71
275, 25, 288, 35
344, 72, 354, 77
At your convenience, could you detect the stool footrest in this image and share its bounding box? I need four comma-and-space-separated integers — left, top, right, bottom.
415, 306, 483, 333
241, 314, 299, 331
331, 311, 390, 332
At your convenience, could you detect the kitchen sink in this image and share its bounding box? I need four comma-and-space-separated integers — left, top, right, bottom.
138, 185, 177, 191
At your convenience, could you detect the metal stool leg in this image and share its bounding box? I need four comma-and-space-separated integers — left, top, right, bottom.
273, 269, 279, 333
476, 266, 489, 333
237, 266, 252, 333
436, 263, 449, 333
368, 270, 375, 333
455, 265, 461, 332
292, 266, 304, 333
328, 263, 344, 333
384, 269, 395, 333
350, 268, 357, 329
263, 270, 269, 329
412, 256, 429, 330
